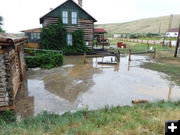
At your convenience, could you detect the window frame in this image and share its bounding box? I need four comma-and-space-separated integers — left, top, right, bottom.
67, 33, 73, 46
30, 33, 40, 40
62, 11, 68, 24
71, 12, 77, 24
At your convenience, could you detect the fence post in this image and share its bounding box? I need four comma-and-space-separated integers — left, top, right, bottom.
169, 40, 172, 48
153, 48, 156, 59
162, 40, 165, 47
83, 52, 87, 63
129, 49, 131, 61
118, 50, 120, 62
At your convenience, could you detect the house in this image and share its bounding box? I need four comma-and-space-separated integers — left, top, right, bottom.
166, 28, 179, 37
113, 34, 121, 38
40, 0, 97, 47
0, 33, 28, 111
21, 28, 41, 49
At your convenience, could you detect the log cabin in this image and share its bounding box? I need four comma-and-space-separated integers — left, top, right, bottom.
40, 0, 97, 47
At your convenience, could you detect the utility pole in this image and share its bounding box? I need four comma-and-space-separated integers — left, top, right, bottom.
174, 22, 180, 57
168, 14, 173, 30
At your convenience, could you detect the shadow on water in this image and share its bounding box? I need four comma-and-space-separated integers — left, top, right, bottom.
15, 55, 180, 118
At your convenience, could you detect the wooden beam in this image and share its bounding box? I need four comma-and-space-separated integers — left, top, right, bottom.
0, 50, 4, 54
0, 105, 15, 112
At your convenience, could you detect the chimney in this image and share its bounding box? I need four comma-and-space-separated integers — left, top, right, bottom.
78, 0, 82, 7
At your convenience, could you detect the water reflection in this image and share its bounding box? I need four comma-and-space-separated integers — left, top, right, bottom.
168, 85, 172, 101
15, 79, 34, 118
43, 58, 100, 102
15, 55, 180, 117
128, 61, 131, 71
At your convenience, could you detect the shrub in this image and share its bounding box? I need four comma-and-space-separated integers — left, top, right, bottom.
25, 52, 63, 69
40, 18, 67, 50
40, 18, 91, 55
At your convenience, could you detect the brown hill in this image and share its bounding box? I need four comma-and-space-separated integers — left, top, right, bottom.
95, 14, 180, 34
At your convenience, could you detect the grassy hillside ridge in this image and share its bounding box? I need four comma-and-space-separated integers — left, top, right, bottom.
95, 14, 180, 34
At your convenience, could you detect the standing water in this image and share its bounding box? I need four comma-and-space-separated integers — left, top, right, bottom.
15, 55, 180, 118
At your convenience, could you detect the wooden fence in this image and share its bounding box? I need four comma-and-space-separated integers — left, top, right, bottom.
120, 38, 176, 48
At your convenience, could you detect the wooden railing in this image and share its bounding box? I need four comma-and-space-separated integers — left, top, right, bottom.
24, 48, 63, 56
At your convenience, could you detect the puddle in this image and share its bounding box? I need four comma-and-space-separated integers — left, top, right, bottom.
15, 55, 180, 118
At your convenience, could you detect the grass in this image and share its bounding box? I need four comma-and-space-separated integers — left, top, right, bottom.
141, 51, 180, 86
1, 101, 180, 135
108, 38, 174, 54
136, 37, 177, 40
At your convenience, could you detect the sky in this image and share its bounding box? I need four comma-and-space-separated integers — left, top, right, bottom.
0, 0, 180, 33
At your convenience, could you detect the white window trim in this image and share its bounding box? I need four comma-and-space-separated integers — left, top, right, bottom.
67, 34, 73, 46
72, 12, 77, 24
62, 11, 68, 24
31, 33, 40, 40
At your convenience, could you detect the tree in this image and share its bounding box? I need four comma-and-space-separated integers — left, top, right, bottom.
40, 18, 67, 50
0, 16, 4, 32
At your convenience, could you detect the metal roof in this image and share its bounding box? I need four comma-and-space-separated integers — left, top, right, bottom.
21, 28, 42, 33
94, 28, 107, 33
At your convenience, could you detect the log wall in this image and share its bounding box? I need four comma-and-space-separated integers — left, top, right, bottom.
0, 44, 26, 108
43, 18, 94, 46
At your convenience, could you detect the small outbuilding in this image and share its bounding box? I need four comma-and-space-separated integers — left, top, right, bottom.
94, 28, 109, 45
0, 33, 28, 111
166, 28, 179, 37
21, 28, 41, 49
94, 28, 107, 40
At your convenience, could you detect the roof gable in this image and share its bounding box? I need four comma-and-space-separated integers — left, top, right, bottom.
40, 0, 97, 24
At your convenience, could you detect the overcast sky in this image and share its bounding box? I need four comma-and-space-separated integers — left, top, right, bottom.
1, 0, 180, 33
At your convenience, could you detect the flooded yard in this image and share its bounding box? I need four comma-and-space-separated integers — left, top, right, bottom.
15, 55, 180, 118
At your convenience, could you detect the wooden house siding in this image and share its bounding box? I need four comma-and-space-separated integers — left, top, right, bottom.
43, 18, 93, 46
40, 0, 96, 47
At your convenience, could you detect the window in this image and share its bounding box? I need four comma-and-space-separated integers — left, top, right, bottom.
31, 33, 34, 39
37, 33, 40, 39
62, 11, 68, 24
31, 33, 40, 40
67, 34, 72, 46
72, 12, 77, 24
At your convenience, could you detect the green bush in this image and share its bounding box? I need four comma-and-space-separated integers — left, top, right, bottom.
40, 17, 91, 55
40, 18, 67, 50
25, 52, 63, 69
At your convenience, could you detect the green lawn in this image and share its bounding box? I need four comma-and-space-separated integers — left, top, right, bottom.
108, 38, 174, 54
1, 101, 180, 135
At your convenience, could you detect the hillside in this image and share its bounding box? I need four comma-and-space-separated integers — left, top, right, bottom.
95, 14, 180, 34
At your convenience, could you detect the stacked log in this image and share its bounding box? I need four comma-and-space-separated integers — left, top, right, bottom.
0, 54, 9, 107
